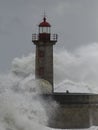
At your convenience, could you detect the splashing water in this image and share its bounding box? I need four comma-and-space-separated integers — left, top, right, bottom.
0, 43, 98, 130
54, 43, 98, 93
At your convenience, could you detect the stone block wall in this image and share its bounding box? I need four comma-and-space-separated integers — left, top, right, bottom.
49, 104, 90, 129
43, 94, 98, 129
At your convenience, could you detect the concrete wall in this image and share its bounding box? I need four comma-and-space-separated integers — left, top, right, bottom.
89, 105, 98, 126
43, 94, 98, 129
49, 104, 90, 129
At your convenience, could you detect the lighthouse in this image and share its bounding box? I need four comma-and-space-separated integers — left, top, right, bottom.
32, 17, 58, 93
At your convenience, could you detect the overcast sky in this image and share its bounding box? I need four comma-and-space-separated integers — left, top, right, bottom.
0, 0, 98, 72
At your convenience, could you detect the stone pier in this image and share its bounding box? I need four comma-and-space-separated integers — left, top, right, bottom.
43, 93, 98, 129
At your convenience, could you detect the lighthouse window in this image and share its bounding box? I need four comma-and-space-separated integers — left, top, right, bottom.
39, 27, 50, 33
43, 27, 47, 33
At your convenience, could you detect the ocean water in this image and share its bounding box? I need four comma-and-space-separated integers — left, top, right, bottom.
0, 43, 98, 130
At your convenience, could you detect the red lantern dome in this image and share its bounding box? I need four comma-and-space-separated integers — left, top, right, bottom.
38, 17, 51, 35
39, 17, 51, 27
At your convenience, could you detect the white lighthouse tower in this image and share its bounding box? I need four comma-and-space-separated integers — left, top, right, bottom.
32, 17, 58, 93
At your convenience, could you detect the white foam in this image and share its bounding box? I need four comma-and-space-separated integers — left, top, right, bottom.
54, 43, 98, 93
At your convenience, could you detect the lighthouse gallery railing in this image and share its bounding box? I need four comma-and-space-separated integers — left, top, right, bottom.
32, 34, 58, 42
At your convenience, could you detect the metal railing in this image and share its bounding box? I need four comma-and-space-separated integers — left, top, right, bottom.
51, 34, 58, 41
32, 34, 38, 41
32, 34, 58, 42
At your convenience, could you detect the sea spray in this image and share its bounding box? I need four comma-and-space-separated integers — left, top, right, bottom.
11, 53, 35, 77
54, 43, 98, 93
55, 79, 92, 93
0, 72, 58, 130
0, 74, 52, 130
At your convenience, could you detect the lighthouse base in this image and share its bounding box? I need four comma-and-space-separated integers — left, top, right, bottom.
43, 93, 98, 129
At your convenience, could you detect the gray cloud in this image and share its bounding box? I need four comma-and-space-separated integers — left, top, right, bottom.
0, 0, 98, 72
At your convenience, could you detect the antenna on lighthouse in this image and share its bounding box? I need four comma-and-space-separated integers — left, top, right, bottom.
43, 10, 47, 19
44, 10, 46, 17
